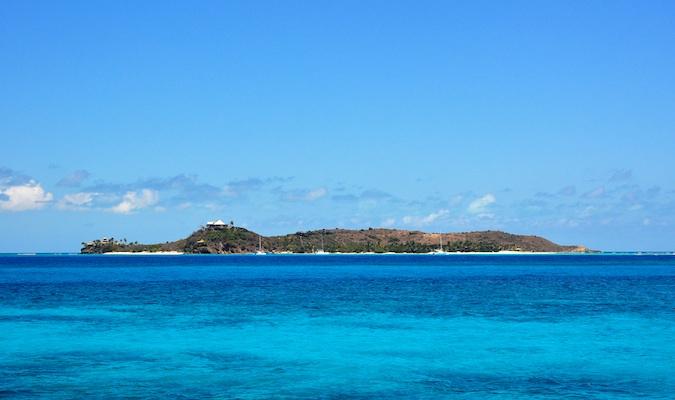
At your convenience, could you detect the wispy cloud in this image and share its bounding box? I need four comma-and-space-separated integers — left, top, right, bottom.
610, 169, 632, 182
361, 189, 393, 199
468, 194, 496, 213
331, 189, 396, 205
0, 167, 32, 186
57, 170, 90, 188
55, 192, 100, 210
381, 218, 396, 227
137, 174, 198, 191
222, 178, 263, 197
278, 187, 328, 202
558, 186, 576, 196
332, 194, 358, 202
583, 187, 605, 199
519, 198, 548, 212
449, 195, 464, 205
403, 209, 449, 226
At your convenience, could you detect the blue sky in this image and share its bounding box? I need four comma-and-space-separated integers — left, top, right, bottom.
1, 1, 674, 252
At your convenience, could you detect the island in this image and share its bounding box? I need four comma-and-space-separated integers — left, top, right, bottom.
81, 219, 596, 254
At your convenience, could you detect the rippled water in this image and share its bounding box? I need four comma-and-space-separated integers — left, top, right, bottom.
1, 254, 674, 398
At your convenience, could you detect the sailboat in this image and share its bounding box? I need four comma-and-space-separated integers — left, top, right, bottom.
254, 236, 266, 255
432, 232, 449, 255
315, 232, 328, 255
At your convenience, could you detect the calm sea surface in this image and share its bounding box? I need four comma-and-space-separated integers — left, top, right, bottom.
1, 254, 674, 399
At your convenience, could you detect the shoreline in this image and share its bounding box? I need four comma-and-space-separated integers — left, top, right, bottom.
97, 250, 566, 256
8, 251, 672, 256
102, 251, 185, 255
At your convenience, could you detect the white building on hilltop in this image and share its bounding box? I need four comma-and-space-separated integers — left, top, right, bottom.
206, 219, 230, 229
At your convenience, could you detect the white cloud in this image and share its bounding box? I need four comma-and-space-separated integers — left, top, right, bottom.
0, 181, 53, 211
56, 192, 99, 210
422, 209, 448, 224
402, 209, 449, 226
66, 192, 97, 206
468, 194, 495, 213
109, 189, 159, 214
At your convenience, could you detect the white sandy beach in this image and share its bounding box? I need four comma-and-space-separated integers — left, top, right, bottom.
102, 251, 184, 255
99, 250, 565, 255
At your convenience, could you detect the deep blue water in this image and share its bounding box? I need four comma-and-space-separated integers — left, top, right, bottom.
1, 254, 674, 399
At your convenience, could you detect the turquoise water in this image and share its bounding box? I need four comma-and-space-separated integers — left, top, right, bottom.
1, 254, 674, 398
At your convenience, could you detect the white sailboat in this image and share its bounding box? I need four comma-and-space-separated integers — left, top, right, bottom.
315, 232, 328, 255
254, 236, 266, 255
432, 232, 449, 255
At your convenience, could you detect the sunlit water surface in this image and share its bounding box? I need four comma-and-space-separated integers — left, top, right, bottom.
1, 254, 674, 399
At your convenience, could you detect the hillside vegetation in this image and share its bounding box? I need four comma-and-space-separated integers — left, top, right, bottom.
81, 226, 595, 254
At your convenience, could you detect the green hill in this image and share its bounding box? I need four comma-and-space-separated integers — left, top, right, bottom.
81, 226, 595, 254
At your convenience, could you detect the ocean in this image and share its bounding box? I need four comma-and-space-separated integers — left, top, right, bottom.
1, 254, 674, 399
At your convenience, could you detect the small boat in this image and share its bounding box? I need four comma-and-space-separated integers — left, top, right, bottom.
432, 232, 449, 255
254, 236, 266, 255
315, 233, 328, 255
